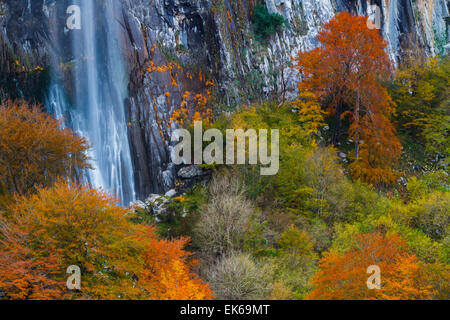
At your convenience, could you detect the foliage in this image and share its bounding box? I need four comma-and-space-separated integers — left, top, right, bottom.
193, 174, 254, 260
307, 233, 432, 300
389, 56, 449, 168
205, 251, 273, 300
277, 225, 314, 256
394, 186, 449, 241
270, 226, 318, 299
292, 92, 326, 134
0, 100, 90, 196
228, 102, 313, 203
252, 3, 286, 41
153, 186, 207, 239
1, 8, 449, 301
417, 262, 450, 299
406, 170, 449, 202
0, 181, 213, 300
294, 12, 401, 187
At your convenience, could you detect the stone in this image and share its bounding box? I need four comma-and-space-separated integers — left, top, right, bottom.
165, 189, 177, 198
145, 193, 169, 215
177, 165, 206, 179
146, 193, 165, 204
130, 200, 148, 210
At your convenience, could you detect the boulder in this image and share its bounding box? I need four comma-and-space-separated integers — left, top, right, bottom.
177, 165, 207, 179
130, 200, 148, 210
146, 194, 169, 215
165, 189, 177, 198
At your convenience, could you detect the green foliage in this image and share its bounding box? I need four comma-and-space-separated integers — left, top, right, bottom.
229, 102, 312, 202
156, 190, 207, 239
158, 95, 448, 299
270, 226, 318, 299
252, 4, 286, 41
242, 220, 278, 257
332, 211, 447, 265
423, 101, 450, 166
277, 226, 314, 256
390, 56, 450, 170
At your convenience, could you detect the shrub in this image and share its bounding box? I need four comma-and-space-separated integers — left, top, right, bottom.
205, 252, 272, 300
408, 191, 450, 240
272, 226, 318, 299
277, 225, 314, 256
193, 174, 254, 260
252, 4, 286, 40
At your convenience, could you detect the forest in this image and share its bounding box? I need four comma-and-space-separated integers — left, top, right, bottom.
0, 6, 449, 300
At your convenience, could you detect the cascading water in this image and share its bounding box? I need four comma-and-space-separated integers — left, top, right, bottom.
47, 0, 136, 205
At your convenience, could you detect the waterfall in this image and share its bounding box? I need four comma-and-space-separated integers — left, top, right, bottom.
47, 0, 136, 205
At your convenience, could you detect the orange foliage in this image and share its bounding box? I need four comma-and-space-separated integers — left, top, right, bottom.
143, 44, 215, 127
169, 83, 214, 127
0, 100, 90, 196
306, 233, 432, 300
0, 226, 64, 299
293, 12, 402, 187
0, 181, 213, 300
141, 237, 213, 300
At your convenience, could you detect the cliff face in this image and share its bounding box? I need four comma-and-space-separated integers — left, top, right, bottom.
0, 0, 51, 101
1, 0, 449, 199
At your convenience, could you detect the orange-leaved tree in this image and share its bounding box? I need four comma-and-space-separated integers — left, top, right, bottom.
0, 99, 90, 197
0, 181, 213, 300
140, 236, 213, 300
294, 12, 402, 187
306, 233, 432, 300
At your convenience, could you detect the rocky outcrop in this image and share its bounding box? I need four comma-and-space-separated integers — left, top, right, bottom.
0, 0, 51, 101
1, 0, 449, 200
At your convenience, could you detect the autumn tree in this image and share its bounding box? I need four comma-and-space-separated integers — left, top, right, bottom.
0, 100, 90, 197
140, 233, 213, 300
294, 12, 402, 186
306, 233, 432, 300
292, 92, 326, 134
0, 181, 213, 300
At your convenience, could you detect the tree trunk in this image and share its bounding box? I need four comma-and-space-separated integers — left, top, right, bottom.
354, 91, 360, 159
333, 101, 342, 145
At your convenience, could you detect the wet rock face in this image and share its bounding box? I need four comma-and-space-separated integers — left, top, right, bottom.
1, 0, 449, 199
0, 0, 52, 100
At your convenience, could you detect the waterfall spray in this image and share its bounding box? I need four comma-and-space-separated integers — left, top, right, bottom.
47, 0, 136, 205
